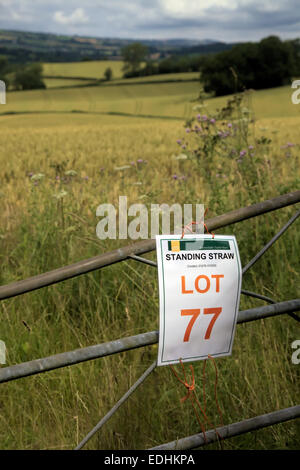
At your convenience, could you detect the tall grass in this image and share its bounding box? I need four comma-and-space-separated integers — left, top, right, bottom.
0, 91, 299, 450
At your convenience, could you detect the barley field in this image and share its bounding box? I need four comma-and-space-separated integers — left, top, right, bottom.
0, 75, 299, 450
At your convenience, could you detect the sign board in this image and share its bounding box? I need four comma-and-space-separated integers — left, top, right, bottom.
156, 234, 242, 366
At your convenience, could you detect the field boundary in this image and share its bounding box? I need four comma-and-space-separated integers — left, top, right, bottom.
0, 109, 184, 120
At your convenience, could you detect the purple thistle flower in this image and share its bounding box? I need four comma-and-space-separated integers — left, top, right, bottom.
248, 145, 254, 150
228, 123, 233, 128
172, 174, 178, 180
210, 118, 216, 124
185, 128, 191, 133
137, 159, 144, 163
176, 139, 182, 145
218, 131, 230, 139
281, 142, 295, 149
240, 150, 247, 157
181, 144, 187, 149
201, 115, 208, 121
28, 172, 34, 177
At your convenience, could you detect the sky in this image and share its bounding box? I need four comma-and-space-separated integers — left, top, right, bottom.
0, 0, 299, 43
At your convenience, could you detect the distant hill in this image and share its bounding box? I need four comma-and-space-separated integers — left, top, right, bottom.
172, 41, 237, 56
0, 29, 235, 64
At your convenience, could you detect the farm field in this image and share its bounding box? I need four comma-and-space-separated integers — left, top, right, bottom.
43, 78, 97, 89
43, 60, 125, 80
42, 62, 201, 89
109, 71, 200, 85
1, 81, 199, 118
2, 81, 300, 121
0, 74, 299, 450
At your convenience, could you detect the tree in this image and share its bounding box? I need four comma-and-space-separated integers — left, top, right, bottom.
0, 56, 8, 76
0, 56, 10, 91
255, 36, 294, 88
286, 38, 300, 76
201, 36, 295, 96
13, 63, 46, 90
104, 67, 113, 81
121, 42, 148, 76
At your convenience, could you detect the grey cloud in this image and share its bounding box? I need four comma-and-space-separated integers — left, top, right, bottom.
0, 0, 299, 41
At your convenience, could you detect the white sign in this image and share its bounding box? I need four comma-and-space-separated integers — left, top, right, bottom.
156, 234, 242, 366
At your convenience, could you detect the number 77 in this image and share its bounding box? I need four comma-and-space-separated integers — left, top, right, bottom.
181, 307, 222, 342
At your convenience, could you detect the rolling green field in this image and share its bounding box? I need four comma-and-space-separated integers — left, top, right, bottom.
110, 71, 200, 84
2, 80, 300, 121
43, 78, 97, 89
42, 59, 201, 89
0, 74, 299, 450
43, 60, 125, 80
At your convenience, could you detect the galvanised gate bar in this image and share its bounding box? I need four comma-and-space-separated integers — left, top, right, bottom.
0, 190, 300, 450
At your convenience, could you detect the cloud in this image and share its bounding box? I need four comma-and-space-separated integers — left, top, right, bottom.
54, 8, 89, 25
160, 0, 238, 18
136, 0, 300, 40
0, 1, 299, 42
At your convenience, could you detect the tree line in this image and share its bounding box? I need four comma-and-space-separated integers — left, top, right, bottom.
200, 36, 300, 96
121, 36, 300, 95
121, 42, 202, 78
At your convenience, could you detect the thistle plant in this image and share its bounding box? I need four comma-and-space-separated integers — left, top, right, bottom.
175, 90, 260, 183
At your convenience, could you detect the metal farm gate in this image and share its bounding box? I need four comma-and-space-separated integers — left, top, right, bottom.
0, 191, 300, 450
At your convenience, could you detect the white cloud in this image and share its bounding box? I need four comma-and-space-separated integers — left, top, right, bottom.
54, 8, 89, 25
160, 0, 238, 18
160, 0, 288, 18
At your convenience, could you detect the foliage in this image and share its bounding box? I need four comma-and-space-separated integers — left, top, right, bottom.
104, 67, 113, 81
123, 54, 203, 79
175, 90, 266, 191
201, 36, 297, 96
0, 55, 9, 88
121, 42, 149, 76
0, 55, 8, 75
13, 63, 46, 91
